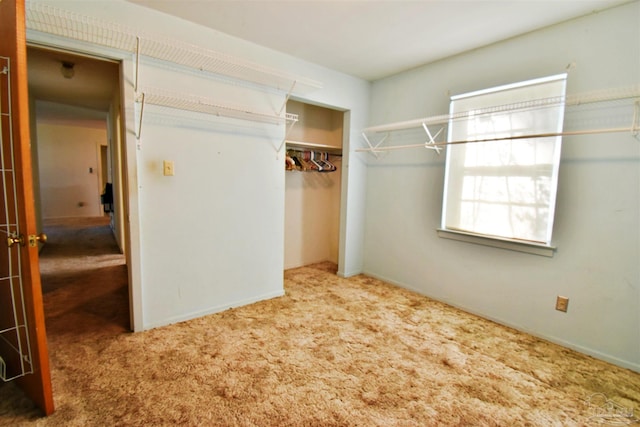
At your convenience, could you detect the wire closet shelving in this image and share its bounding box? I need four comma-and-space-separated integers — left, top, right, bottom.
24, 1, 322, 138
360, 85, 640, 157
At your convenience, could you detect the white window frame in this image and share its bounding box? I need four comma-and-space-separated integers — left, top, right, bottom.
439, 74, 568, 256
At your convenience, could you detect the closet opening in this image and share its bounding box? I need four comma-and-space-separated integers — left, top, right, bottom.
284, 99, 345, 271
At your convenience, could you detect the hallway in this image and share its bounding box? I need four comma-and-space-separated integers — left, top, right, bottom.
40, 216, 129, 341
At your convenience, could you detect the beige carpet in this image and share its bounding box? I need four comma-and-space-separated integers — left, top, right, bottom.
0, 218, 639, 426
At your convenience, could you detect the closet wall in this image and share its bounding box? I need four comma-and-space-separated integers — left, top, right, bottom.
284, 100, 343, 269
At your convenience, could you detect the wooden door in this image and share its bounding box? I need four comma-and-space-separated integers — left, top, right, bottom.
0, 0, 54, 415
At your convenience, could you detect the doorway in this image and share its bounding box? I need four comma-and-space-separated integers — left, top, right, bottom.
284, 99, 345, 271
26, 46, 131, 333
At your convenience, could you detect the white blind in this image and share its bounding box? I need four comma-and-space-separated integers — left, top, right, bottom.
442, 74, 567, 245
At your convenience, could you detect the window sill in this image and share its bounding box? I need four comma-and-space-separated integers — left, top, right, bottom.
437, 229, 556, 257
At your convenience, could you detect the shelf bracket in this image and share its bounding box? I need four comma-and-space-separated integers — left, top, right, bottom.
277, 114, 299, 153
362, 132, 389, 159
279, 80, 297, 117
422, 123, 443, 154
135, 36, 141, 93
136, 92, 145, 140
276, 81, 298, 154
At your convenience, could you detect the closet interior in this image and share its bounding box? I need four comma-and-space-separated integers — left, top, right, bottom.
284, 100, 344, 270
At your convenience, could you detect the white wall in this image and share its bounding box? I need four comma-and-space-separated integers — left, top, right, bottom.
37, 120, 106, 219
28, 0, 370, 329
365, 2, 640, 371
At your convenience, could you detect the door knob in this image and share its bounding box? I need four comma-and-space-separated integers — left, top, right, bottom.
7, 234, 24, 247
28, 233, 47, 247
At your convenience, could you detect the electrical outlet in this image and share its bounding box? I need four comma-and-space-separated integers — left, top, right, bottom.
163, 160, 175, 176
556, 296, 569, 312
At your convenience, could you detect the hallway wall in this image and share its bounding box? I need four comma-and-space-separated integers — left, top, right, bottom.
37, 119, 108, 219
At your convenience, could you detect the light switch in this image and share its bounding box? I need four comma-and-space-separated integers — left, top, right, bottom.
163, 160, 175, 176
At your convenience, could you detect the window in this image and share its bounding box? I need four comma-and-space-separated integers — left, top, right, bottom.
441, 74, 567, 251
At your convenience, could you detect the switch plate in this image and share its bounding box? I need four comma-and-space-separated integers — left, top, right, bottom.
555, 296, 569, 312
163, 160, 175, 176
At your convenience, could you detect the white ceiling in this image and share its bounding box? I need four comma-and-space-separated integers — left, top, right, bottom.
127, 0, 629, 81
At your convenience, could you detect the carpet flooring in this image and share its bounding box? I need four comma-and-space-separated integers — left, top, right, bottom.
0, 217, 638, 426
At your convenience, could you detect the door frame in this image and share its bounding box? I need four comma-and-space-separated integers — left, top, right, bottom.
26, 35, 143, 332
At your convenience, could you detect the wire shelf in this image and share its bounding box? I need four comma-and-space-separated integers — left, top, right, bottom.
363, 85, 640, 134
140, 88, 299, 125
25, 1, 322, 94
360, 85, 640, 155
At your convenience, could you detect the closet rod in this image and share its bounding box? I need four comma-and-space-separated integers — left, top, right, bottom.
356, 125, 640, 153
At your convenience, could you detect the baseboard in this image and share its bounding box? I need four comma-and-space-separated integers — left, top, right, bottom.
337, 269, 362, 278
363, 270, 640, 374
143, 289, 286, 331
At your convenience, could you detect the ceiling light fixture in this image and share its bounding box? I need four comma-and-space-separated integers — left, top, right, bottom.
60, 61, 75, 79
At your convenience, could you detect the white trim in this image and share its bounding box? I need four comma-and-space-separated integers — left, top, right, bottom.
142, 290, 285, 330
437, 228, 556, 257
450, 73, 568, 100
442, 74, 568, 245
27, 30, 144, 332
